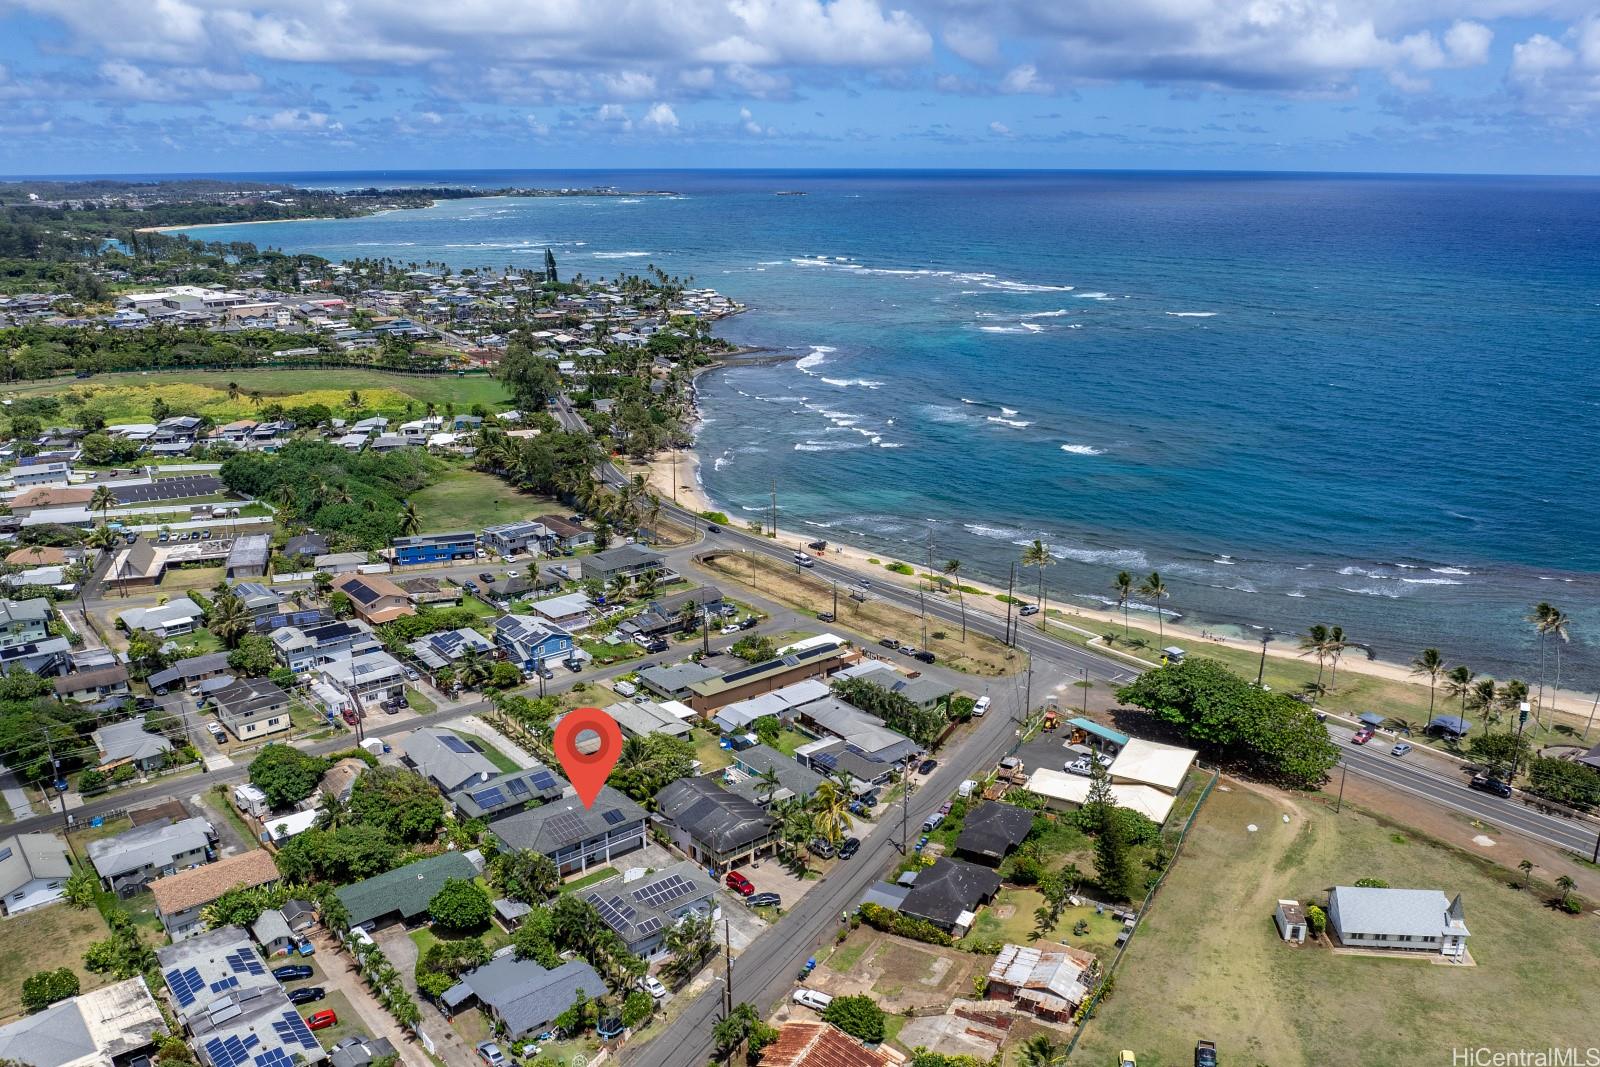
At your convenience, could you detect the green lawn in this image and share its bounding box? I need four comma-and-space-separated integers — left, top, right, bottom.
692, 732, 734, 773
558, 867, 618, 895
451, 731, 520, 774
769, 728, 811, 757
405, 687, 436, 714
409, 468, 564, 534
1069, 784, 1600, 1066
967, 887, 1047, 945
0, 903, 112, 1023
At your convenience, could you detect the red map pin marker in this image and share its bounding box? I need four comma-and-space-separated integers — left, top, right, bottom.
553, 706, 623, 809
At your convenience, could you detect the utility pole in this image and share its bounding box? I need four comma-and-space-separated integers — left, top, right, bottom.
1335, 760, 1348, 814
1256, 632, 1270, 688
898, 777, 916, 854
1004, 563, 1017, 647
43, 730, 76, 858
832, 582, 838, 619
702, 605, 711, 656
769, 479, 777, 539
722, 918, 734, 1018
1024, 659, 1034, 723
1082, 667, 1089, 716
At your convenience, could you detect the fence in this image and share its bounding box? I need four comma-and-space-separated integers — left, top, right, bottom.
1060, 764, 1220, 1059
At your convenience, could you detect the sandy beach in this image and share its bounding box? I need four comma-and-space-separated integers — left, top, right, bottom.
136, 217, 345, 234
636, 442, 1600, 721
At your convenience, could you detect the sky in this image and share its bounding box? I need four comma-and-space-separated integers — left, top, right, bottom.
2, 0, 1599, 176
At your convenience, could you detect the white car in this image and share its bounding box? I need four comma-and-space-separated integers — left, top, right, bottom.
639, 976, 667, 1001
720, 624, 741, 636
792, 989, 833, 1012
973, 695, 991, 717
1064, 758, 1093, 776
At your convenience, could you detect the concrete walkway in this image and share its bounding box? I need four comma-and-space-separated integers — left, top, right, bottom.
309, 928, 436, 1067
0, 766, 36, 821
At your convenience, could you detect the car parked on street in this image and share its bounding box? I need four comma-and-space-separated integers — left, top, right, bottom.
725, 870, 755, 896
913, 650, 936, 664
807, 838, 835, 859
879, 637, 899, 649
1019, 604, 1040, 616
918, 758, 938, 775
838, 837, 860, 859
922, 811, 945, 833
1391, 742, 1413, 757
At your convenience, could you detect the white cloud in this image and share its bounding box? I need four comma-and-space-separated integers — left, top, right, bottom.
98, 59, 260, 102
640, 101, 680, 130
599, 71, 658, 99
1000, 63, 1051, 94
739, 106, 766, 134
1507, 22, 1600, 115
241, 108, 341, 131
596, 103, 632, 129
988, 120, 1012, 135
943, 21, 1000, 66
1444, 20, 1494, 66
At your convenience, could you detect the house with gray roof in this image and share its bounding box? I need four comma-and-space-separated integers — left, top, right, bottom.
118, 598, 206, 638
790, 696, 921, 765
655, 776, 778, 872
579, 543, 666, 584
1327, 885, 1470, 957
210, 677, 291, 742
582, 859, 722, 958
54, 664, 132, 704
335, 851, 479, 931
91, 715, 173, 772
899, 858, 1001, 936
725, 743, 824, 806
442, 956, 604, 1038
401, 729, 499, 792
250, 908, 297, 957
603, 699, 692, 741
87, 815, 214, 896
491, 786, 647, 875
0, 596, 51, 650
328, 1035, 399, 1067
450, 764, 567, 822
636, 661, 721, 701
147, 651, 233, 693
409, 626, 494, 670
0, 976, 166, 1067
0, 832, 71, 916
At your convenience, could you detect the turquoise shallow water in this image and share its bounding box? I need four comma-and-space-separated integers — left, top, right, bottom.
176, 169, 1600, 685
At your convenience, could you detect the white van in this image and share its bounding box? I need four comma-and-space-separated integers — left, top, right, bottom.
792, 989, 832, 1012
973, 695, 991, 717
957, 779, 978, 799
615, 681, 638, 698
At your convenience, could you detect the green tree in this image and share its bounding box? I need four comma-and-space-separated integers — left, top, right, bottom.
83, 915, 156, 979
661, 910, 715, 987
1020, 539, 1054, 620
228, 633, 277, 677
207, 592, 252, 649
943, 559, 967, 640
1017, 1035, 1059, 1067
822, 995, 886, 1042
1304, 904, 1327, 938
1444, 665, 1476, 718
1085, 761, 1137, 901
89, 484, 117, 527
428, 878, 492, 934
248, 744, 330, 809
729, 634, 776, 663
21, 968, 80, 1012
1410, 648, 1446, 716
1139, 570, 1171, 646
491, 848, 561, 904
348, 765, 445, 843
712, 1003, 776, 1063
1111, 570, 1134, 638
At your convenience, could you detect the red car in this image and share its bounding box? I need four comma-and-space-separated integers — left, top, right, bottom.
305, 1010, 338, 1031
725, 871, 755, 896
1351, 727, 1375, 745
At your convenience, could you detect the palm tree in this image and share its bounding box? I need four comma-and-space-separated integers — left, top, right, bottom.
1299, 624, 1330, 690
1528, 602, 1556, 721
1018, 1035, 1059, 1067
1556, 874, 1577, 895
1445, 665, 1476, 719
1139, 571, 1170, 645
86, 524, 118, 555
1498, 679, 1530, 732
1542, 606, 1571, 726
208, 593, 251, 649
248, 390, 262, 408
398, 500, 421, 537
226, 381, 240, 401
1410, 648, 1446, 716
456, 651, 491, 689
943, 559, 967, 640
1112, 570, 1134, 638
1325, 625, 1348, 691
89, 484, 117, 527
756, 766, 782, 807
1020, 539, 1054, 621
1469, 678, 1499, 728
809, 778, 853, 846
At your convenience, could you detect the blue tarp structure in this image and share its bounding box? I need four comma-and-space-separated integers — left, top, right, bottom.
1428, 715, 1473, 736
1358, 712, 1386, 727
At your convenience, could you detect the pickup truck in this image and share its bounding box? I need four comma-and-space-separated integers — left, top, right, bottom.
1195, 1040, 1217, 1066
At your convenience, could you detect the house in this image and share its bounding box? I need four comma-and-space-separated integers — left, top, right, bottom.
107, 540, 166, 588
1107, 738, 1197, 796
491, 786, 648, 875
320, 757, 369, 805
329, 1035, 399, 1067
655, 777, 779, 871
391, 530, 476, 566
398, 575, 461, 606
524, 591, 593, 631
0, 976, 167, 1067
401, 730, 500, 792
6, 485, 94, 517
91, 715, 172, 772
603, 699, 692, 741
408, 626, 495, 671
230, 582, 282, 619
582, 860, 721, 957
840, 662, 956, 712
450, 764, 566, 822
156, 926, 328, 1067
147, 651, 233, 694
335, 851, 479, 931
1326, 885, 1470, 957
624, 587, 724, 638
636, 661, 721, 701
481, 520, 551, 557
484, 574, 534, 604
441, 955, 604, 1038
250, 908, 298, 956
263, 808, 319, 845
55, 664, 133, 704
282, 898, 318, 932
687, 642, 852, 713
579, 543, 665, 584
725, 744, 824, 805
493, 615, 575, 673
954, 802, 1034, 866
211, 677, 291, 741
224, 534, 272, 579
150, 844, 281, 940
272, 619, 376, 674
538, 515, 593, 550
87, 816, 214, 896
899, 858, 1000, 935
332, 572, 415, 625
1022, 767, 1180, 824
791, 696, 922, 765
0, 635, 71, 678
985, 942, 1098, 1022
0, 833, 72, 916
712, 679, 832, 733
762, 1024, 899, 1067
316, 645, 407, 713
118, 599, 206, 638
1275, 900, 1308, 943
282, 532, 329, 558
0, 596, 51, 649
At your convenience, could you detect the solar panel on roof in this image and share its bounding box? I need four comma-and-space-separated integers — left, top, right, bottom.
507, 777, 530, 797
601, 808, 628, 826
529, 771, 557, 791
586, 891, 636, 932
225, 949, 266, 976
209, 975, 240, 994
438, 734, 475, 754
474, 787, 506, 808
275, 1012, 319, 1051
254, 1049, 293, 1067
548, 811, 589, 843
166, 966, 205, 1007
632, 873, 694, 908
634, 916, 664, 937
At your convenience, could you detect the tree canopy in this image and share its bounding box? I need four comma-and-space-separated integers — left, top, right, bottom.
248, 744, 330, 809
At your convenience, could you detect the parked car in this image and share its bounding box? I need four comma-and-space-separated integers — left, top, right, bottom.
1019, 604, 1040, 617
297, 939, 315, 956
1351, 726, 1375, 745
341, 708, 360, 726
1194, 1040, 1217, 1067
478, 571, 496, 583
720, 624, 741, 635
304, 1010, 337, 1031
1391, 742, 1413, 757
807, 838, 835, 859
476, 1042, 506, 1067
839, 837, 861, 860
792, 989, 833, 1012
565, 658, 583, 673
273, 965, 313, 981
746, 892, 781, 908
288, 987, 325, 1005
1469, 774, 1513, 797
725, 870, 755, 896
922, 811, 945, 833
878, 637, 899, 649
817, 612, 835, 623
917, 758, 938, 775
913, 650, 936, 664
1064, 757, 1093, 776
638, 976, 668, 1001
403, 667, 419, 681
463, 581, 478, 593
973, 695, 991, 717
898, 643, 917, 654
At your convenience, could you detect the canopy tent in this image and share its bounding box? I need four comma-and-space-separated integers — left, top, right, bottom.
1427, 715, 1473, 737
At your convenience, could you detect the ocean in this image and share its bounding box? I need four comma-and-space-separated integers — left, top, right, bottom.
167, 169, 1600, 687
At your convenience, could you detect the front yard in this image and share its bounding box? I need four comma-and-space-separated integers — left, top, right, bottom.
0, 904, 112, 1023
1069, 783, 1600, 1066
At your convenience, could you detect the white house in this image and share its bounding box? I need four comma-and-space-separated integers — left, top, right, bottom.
1327, 885, 1469, 957
117, 600, 206, 639
0, 833, 71, 916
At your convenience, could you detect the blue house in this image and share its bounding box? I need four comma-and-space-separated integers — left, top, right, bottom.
392, 531, 477, 566
494, 615, 575, 673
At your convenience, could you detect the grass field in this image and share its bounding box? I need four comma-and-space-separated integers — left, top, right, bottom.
1069, 784, 1600, 1066
0, 904, 111, 1023
409, 468, 565, 533
452, 731, 520, 774
10, 368, 510, 424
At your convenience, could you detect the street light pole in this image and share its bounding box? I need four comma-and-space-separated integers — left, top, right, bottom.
1335, 760, 1348, 814
1256, 632, 1270, 689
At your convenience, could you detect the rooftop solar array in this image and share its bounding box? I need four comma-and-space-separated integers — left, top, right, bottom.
529, 770, 558, 791
202, 1032, 260, 1067
225, 949, 266, 976
507, 777, 530, 797
587, 891, 637, 933
602, 808, 628, 826
112, 474, 223, 504
273, 1011, 320, 1052
473, 787, 506, 809
547, 811, 589, 843
632, 873, 694, 908
438, 734, 475, 755
166, 966, 206, 1007
634, 916, 664, 937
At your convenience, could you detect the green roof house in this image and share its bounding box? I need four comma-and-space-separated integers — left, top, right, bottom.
335, 851, 478, 931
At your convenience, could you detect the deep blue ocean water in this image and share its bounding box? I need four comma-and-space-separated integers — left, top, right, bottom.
168, 169, 1600, 687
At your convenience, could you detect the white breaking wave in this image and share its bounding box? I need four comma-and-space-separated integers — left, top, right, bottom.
986, 416, 1032, 428
1431, 567, 1473, 576
1012, 539, 1148, 568
1074, 291, 1117, 301
794, 346, 835, 373
964, 523, 1027, 540
1000, 407, 1019, 416
592, 251, 650, 258
1059, 443, 1105, 456
978, 279, 1075, 293
1400, 577, 1464, 586
1342, 586, 1403, 598
1021, 309, 1072, 318
1165, 311, 1218, 317
794, 441, 866, 452
978, 325, 1033, 334
820, 377, 885, 389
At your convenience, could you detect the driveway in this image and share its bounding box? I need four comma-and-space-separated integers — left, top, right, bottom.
309, 927, 436, 1067
375, 925, 477, 1067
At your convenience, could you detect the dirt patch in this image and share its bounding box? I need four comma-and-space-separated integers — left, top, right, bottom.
810, 929, 983, 1012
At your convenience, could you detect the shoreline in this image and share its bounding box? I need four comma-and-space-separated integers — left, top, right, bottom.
137, 216, 347, 234
637, 431, 1600, 720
